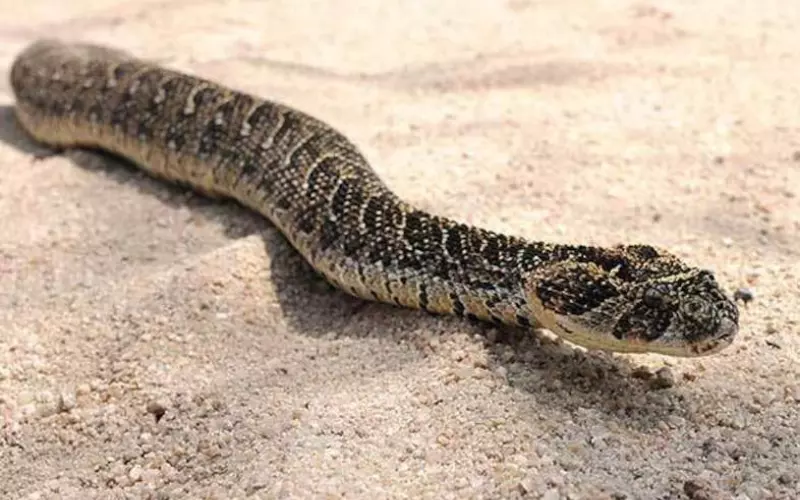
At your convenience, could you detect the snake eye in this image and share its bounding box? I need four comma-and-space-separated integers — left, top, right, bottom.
683, 298, 707, 317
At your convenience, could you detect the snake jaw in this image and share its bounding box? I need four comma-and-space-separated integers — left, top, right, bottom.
523, 249, 740, 357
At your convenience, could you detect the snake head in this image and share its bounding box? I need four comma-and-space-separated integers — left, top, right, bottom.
523, 244, 739, 357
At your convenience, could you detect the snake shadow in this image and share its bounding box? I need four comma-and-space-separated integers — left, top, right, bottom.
0, 104, 689, 430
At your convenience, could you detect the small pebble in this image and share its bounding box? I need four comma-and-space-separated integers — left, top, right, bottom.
140, 467, 161, 485
128, 464, 143, 482
58, 390, 77, 412
733, 288, 754, 304
36, 391, 59, 418
18, 403, 37, 419
472, 356, 490, 369
777, 471, 797, 486
683, 479, 721, 500
649, 367, 676, 390
146, 399, 168, 422
517, 479, 534, 496
631, 366, 654, 380
542, 488, 561, 500
245, 481, 269, 495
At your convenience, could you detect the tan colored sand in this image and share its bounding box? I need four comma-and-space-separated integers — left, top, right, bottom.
1, 1, 799, 498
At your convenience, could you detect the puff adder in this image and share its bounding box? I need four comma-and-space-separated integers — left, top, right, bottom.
9, 39, 739, 356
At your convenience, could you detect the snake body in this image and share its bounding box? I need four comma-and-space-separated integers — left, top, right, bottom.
9, 39, 739, 356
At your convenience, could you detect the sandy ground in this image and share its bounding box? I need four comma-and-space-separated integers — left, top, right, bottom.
1, 1, 799, 498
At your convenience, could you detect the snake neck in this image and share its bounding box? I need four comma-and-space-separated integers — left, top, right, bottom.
291, 194, 560, 327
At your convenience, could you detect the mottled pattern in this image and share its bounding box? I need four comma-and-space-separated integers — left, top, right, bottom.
9, 39, 740, 356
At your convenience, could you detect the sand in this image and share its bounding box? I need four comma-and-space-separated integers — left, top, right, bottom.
1, 1, 798, 498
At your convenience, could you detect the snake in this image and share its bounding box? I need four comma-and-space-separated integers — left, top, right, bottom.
8, 39, 740, 357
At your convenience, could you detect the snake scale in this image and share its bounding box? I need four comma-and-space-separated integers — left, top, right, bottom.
9, 39, 739, 357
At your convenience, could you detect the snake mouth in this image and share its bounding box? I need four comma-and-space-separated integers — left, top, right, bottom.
688, 317, 738, 356
713, 316, 738, 343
